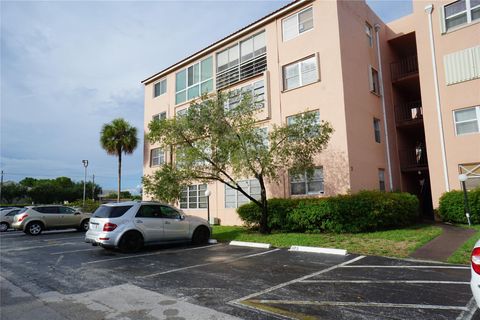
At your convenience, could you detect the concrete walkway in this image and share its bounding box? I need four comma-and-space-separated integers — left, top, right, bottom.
410, 223, 477, 262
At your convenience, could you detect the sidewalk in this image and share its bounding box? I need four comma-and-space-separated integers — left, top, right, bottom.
410, 223, 476, 262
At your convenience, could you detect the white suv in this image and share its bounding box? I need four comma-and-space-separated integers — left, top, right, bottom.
85, 201, 211, 252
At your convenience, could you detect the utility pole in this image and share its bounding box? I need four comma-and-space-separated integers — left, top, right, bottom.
82, 160, 89, 208
0, 170, 3, 203
92, 174, 95, 201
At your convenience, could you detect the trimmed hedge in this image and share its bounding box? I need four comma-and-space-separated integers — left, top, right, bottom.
237, 191, 419, 233
438, 188, 480, 224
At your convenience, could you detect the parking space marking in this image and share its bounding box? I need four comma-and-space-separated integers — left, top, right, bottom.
51, 248, 100, 255
1, 242, 79, 253
82, 244, 217, 265
456, 298, 478, 320
299, 280, 470, 285
248, 300, 470, 311
1, 236, 85, 245
137, 248, 281, 279
231, 255, 366, 306
342, 265, 469, 269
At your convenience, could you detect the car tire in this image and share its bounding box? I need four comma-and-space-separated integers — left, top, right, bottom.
25, 222, 43, 236
0, 222, 9, 232
118, 231, 143, 253
78, 219, 89, 232
191, 226, 210, 245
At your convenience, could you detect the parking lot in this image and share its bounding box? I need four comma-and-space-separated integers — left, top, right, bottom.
1, 229, 479, 320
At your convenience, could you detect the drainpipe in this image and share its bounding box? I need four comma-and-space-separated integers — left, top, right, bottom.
374, 24, 393, 191
425, 4, 450, 192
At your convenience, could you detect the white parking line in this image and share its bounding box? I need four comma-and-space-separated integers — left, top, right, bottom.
137, 248, 281, 279
248, 300, 470, 311
299, 280, 470, 285
342, 265, 470, 269
51, 248, 100, 255
82, 244, 217, 265
1, 236, 85, 245
457, 297, 478, 320
230, 255, 366, 305
1, 242, 79, 253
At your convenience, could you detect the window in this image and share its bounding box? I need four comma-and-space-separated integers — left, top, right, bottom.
454, 106, 480, 135
282, 7, 313, 41
283, 55, 319, 91
378, 169, 386, 191
290, 167, 324, 195
369, 66, 380, 95
150, 148, 165, 166
216, 31, 266, 89
224, 80, 265, 110
459, 163, 480, 190
59, 207, 76, 214
136, 205, 162, 218
365, 23, 373, 47
175, 56, 213, 104
152, 112, 166, 121
444, 46, 480, 85
92, 205, 132, 218
373, 118, 381, 143
443, 0, 480, 32
180, 184, 207, 209
225, 179, 261, 208
6, 210, 20, 216
153, 79, 167, 97
160, 205, 181, 219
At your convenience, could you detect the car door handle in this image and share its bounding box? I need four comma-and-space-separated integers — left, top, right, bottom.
136, 220, 143, 223
165, 221, 171, 224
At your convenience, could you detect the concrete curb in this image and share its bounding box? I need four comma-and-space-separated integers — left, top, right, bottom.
289, 245, 347, 255
229, 241, 271, 249
208, 239, 218, 244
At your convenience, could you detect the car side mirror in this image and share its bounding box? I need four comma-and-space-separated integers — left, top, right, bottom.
179, 214, 185, 220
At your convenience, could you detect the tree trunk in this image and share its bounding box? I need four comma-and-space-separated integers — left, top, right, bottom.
117, 151, 122, 203
258, 176, 270, 234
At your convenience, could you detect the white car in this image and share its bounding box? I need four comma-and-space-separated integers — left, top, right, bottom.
471, 240, 480, 305
85, 201, 211, 252
0, 208, 22, 232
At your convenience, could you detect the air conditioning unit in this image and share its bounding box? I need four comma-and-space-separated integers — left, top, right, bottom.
209, 217, 220, 225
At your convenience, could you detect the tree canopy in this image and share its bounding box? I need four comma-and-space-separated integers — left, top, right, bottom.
143, 92, 333, 233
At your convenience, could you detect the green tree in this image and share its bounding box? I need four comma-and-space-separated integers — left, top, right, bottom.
0, 182, 27, 204
100, 118, 138, 202
143, 93, 333, 234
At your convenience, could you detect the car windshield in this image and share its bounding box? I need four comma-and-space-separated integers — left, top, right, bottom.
92, 205, 132, 218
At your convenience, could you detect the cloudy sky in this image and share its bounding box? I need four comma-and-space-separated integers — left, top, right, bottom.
1, 0, 412, 194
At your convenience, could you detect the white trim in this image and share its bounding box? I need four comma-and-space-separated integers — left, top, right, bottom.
230, 241, 271, 248
282, 6, 314, 42
453, 106, 480, 136
289, 246, 347, 255
153, 78, 167, 98
425, 4, 450, 192
374, 24, 393, 191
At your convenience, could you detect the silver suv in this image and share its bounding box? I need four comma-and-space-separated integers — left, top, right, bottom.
85, 201, 211, 252
12, 205, 90, 235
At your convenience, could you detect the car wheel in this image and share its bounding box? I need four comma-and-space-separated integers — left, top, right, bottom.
118, 231, 143, 253
78, 219, 89, 232
191, 226, 210, 245
26, 222, 43, 236
0, 222, 9, 232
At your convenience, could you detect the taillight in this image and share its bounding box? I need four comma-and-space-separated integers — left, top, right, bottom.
471, 248, 480, 274
103, 223, 117, 232
18, 214, 29, 222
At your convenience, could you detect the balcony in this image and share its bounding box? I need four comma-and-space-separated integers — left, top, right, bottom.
395, 100, 423, 127
390, 55, 418, 82
216, 53, 267, 90
399, 146, 428, 172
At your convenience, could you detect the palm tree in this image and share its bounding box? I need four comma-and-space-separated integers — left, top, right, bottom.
100, 118, 138, 202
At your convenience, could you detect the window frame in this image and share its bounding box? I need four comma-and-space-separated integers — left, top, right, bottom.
282, 55, 319, 91
175, 56, 213, 105
365, 22, 374, 47
224, 179, 261, 208
282, 6, 314, 41
453, 106, 480, 136
289, 167, 324, 196
224, 79, 265, 111
378, 169, 386, 192
152, 112, 167, 121
153, 78, 167, 98
180, 184, 207, 209
442, 0, 480, 33
373, 118, 381, 143
150, 148, 165, 167
369, 65, 380, 95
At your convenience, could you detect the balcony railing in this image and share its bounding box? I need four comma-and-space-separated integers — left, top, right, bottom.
395, 100, 423, 125
390, 55, 419, 82
216, 53, 267, 90
399, 146, 428, 171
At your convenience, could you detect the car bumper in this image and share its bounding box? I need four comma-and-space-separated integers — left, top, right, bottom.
85, 232, 117, 248
12, 221, 25, 230
471, 272, 480, 306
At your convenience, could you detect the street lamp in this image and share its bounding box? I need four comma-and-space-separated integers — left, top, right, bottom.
82, 160, 89, 208
459, 174, 471, 226
204, 189, 211, 224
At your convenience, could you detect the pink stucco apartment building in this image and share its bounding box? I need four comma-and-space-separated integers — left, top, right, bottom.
142, 0, 480, 225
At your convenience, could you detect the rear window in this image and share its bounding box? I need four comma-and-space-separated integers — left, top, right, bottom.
92, 205, 133, 218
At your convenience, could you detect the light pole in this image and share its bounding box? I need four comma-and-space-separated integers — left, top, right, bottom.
204, 189, 211, 224
459, 174, 471, 226
82, 160, 89, 208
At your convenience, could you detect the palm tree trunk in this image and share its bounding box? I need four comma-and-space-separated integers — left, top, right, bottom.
117, 151, 122, 203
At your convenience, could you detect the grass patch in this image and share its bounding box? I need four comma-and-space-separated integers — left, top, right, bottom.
448, 225, 480, 265
212, 224, 442, 258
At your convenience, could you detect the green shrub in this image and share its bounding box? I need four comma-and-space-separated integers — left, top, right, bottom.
439, 188, 480, 224
237, 191, 419, 233
69, 199, 101, 213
